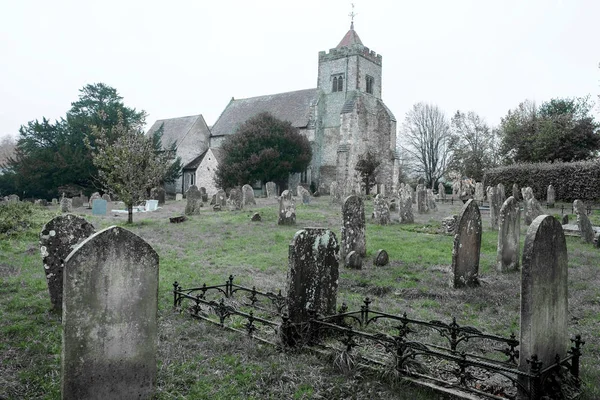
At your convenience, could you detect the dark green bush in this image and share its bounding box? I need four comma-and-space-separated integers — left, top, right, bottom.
484, 160, 600, 202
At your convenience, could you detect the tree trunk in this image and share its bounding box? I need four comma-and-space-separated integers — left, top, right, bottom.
127, 204, 133, 224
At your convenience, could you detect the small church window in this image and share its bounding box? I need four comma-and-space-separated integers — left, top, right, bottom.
366, 75, 374, 94
337, 75, 343, 92
332, 77, 338, 92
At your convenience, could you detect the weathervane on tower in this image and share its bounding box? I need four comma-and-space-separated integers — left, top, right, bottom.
349, 3, 357, 30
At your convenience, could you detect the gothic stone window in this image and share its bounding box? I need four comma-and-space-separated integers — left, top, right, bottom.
366, 75, 374, 94
331, 74, 344, 92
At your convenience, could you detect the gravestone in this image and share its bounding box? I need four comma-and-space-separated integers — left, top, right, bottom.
185, 185, 202, 215
81, 195, 89, 206
451, 199, 481, 288
39, 215, 96, 311
474, 182, 484, 203
426, 189, 437, 211
251, 212, 261, 222
518, 215, 568, 396
278, 190, 296, 225
199, 187, 208, 203
512, 183, 520, 201
389, 198, 397, 212
62, 226, 158, 400
242, 184, 256, 206
216, 189, 227, 207
227, 188, 243, 210
92, 198, 107, 215
340, 195, 366, 268
285, 227, 339, 328
372, 194, 390, 225
496, 183, 506, 205
562, 214, 569, 225
175, 193, 183, 201
547, 184, 555, 208
52, 198, 58, 205
373, 249, 389, 266
330, 182, 341, 204
151, 187, 166, 205
298, 186, 311, 204
265, 182, 277, 198
8, 194, 19, 203
35, 199, 48, 206
487, 186, 499, 230
442, 215, 458, 234
345, 250, 362, 269
411, 186, 416, 204
88, 193, 100, 209
71, 196, 83, 208
438, 182, 446, 200
399, 185, 414, 223
416, 184, 427, 213
101, 193, 111, 202
145, 200, 158, 211
60, 197, 73, 213
497, 196, 520, 272
525, 196, 542, 226
574, 199, 594, 243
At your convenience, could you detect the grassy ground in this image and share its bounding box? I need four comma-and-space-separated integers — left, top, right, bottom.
0, 196, 598, 399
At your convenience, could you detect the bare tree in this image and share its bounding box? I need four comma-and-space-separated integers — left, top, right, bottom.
399, 103, 453, 188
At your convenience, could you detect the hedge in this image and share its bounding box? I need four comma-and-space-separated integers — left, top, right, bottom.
483, 160, 600, 203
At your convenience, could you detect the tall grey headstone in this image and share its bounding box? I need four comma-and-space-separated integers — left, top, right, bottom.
60, 197, 73, 213
496, 183, 506, 205
278, 190, 296, 225
474, 182, 484, 203
373, 194, 390, 225
547, 184, 555, 208
341, 195, 366, 268
451, 199, 481, 288
227, 187, 243, 210
525, 195, 542, 226
399, 185, 414, 223
242, 184, 256, 206
330, 181, 341, 204
416, 184, 427, 213
512, 183, 520, 201
265, 182, 277, 198
62, 226, 158, 400
286, 228, 339, 326
438, 182, 446, 200
185, 185, 202, 215
574, 199, 594, 243
298, 186, 311, 204
518, 215, 568, 395
426, 188, 437, 211
487, 186, 499, 230
497, 196, 520, 272
199, 187, 208, 202
91, 199, 107, 215
39, 215, 95, 311
216, 189, 227, 207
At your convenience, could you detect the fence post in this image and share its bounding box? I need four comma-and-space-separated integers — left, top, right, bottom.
569, 335, 585, 386
528, 355, 543, 400
173, 281, 179, 308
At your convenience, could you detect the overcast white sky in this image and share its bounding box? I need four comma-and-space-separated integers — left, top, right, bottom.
1, 0, 598, 139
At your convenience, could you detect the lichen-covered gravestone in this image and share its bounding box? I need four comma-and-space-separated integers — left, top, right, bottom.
330, 181, 341, 204
39, 215, 96, 311
340, 195, 366, 268
227, 187, 243, 210
372, 194, 390, 225
512, 183, 520, 201
574, 199, 594, 243
526, 196, 543, 226
416, 184, 427, 213
373, 249, 389, 266
89, 192, 101, 209
474, 182, 484, 203
285, 228, 339, 344
216, 189, 227, 207
518, 215, 568, 396
487, 186, 499, 230
497, 196, 520, 272
242, 184, 256, 206
278, 190, 296, 225
185, 185, 202, 216
399, 185, 414, 223
60, 196, 72, 213
438, 182, 446, 200
199, 187, 208, 202
547, 185, 555, 208
496, 183, 506, 205
426, 189, 437, 211
298, 186, 311, 204
71, 196, 83, 208
451, 199, 481, 288
101, 193, 111, 202
265, 182, 277, 198
61, 226, 159, 400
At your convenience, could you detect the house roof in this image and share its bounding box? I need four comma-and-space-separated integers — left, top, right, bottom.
210, 88, 318, 137
182, 147, 227, 171
336, 23, 363, 49
146, 114, 205, 148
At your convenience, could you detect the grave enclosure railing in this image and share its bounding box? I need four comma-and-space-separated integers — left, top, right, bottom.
173, 277, 584, 400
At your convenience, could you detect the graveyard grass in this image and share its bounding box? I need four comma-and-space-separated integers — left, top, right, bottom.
1, 198, 599, 399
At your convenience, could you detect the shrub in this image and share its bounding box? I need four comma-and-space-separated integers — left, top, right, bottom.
483, 160, 600, 202
0, 202, 53, 236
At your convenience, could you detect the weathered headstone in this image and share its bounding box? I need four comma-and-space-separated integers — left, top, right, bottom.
547, 184, 555, 208
242, 184, 256, 206
88, 193, 100, 209
451, 199, 481, 288
373, 249, 389, 266
298, 186, 311, 204
474, 182, 484, 203
151, 187, 166, 205
251, 212, 261, 222
438, 182, 446, 200
278, 190, 296, 225
512, 183, 520, 201
265, 181, 277, 198
39, 215, 96, 311
91, 198, 107, 215
199, 187, 208, 203
345, 250, 362, 269
497, 196, 520, 272
185, 185, 202, 215
51, 198, 58, 205
487, 186, 499, 230
416, 184, 427, 213
216, 189, 227, 207
373, 194, 390, 225
62, 226, 158, 400
8, 194, 19, 203
399, 185, 414, 223
340, 195, 366, 268
227, 188, 243, 210
101, 193, 111, 202
525, 195, 542, 226
496, 183, 506, 205
71, 196, 83, 208
80, 195, 89, 206
574, 199, 594, 243
285, 228, 339, 328
60, 197, 72, 213
518, 215, 568, 395
145, 200, 159, 211
442, 215, 458, 234
175, 193, 183, 201
426, 188, 437, 211
330, 181, 341, 204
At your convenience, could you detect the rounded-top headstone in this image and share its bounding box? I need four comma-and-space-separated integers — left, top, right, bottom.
373, 249, 389, 266
39, 214, 96, 311
251, 212, 261, 222
497, 196, 520, 272
451, 199, 482, 288
345, 250, 362, 269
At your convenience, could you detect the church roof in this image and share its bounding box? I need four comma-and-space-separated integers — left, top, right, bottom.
182, 147, 226, 171
146, 114, 205, 148
336, 23, 363, 49
211, 88, 318, 137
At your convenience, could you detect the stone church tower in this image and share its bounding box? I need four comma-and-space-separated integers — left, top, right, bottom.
313, 22, 399, 196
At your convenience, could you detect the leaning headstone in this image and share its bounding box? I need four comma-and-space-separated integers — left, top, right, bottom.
101, 193, 111, 202
71, 196, 83, 208
175, 193, 183, 201
298, 186, 311, 204
372, 194, 390, 225
451, 199, 481, 288
512, 183, 520, 201
487, 186, 499, 230
227, 188, 243, 211
574, 199, 594, 243
60, 197, 72, 213
416, 184, 427, 213
547, 184, 555, 208
399, 185, 414, 223
242, 184, 256, 206
525, 196, 542, 226
265, 182, 277, 198
278, 190, 296, 225
373, 249, 389, 266
62, 226, 158, 400
285, 228, 339, 331
496, 183, 506, 205
426, 189, 437, 211
497, 196, 520, 272
39, 215, 96, 311
518, 215, 568, 396
438, 182, 446, 200
91, 198, 107, 215
474, 182, 484, 203
185, 185, 202, 215
340, 195, 366, 268
199, 187, 208, 203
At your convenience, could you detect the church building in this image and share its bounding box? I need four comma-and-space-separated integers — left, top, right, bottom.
151, 22, 399, 196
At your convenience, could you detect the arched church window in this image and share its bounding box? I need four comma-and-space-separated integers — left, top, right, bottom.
337, 76, 343, 92
366, 75, 374, 94
332, 77, 338, 92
